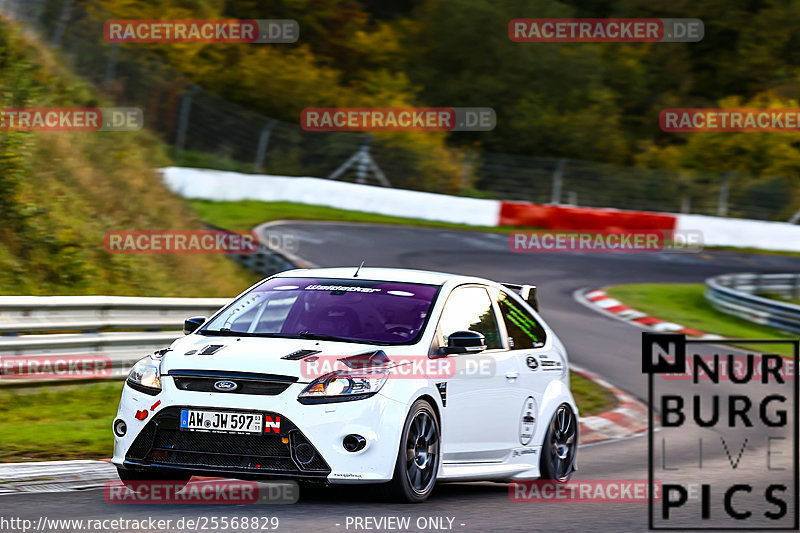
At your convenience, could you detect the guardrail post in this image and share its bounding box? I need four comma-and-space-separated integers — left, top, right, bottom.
550, 159, 567, 205
795, 274, 800, 301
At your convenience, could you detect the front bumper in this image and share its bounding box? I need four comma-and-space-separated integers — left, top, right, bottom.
112, 377, 407, 483
122, 406, 331, 479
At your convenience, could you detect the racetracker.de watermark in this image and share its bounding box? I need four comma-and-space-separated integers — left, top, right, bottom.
301, 107, 496, 131
510, 480, 662, 502
661, 108, 800, 132
660, 353, 795, 382
509, 18, 703, 42
300, 355, 496, 380
104, 20, 298, 43
0, 108, 142, 131
104, 479, 298, 504
509, 230, 703, 253
0, 355, 111, 380
104, 230, 260, 254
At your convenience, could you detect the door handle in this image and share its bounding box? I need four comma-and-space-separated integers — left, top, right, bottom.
505, 370, 520, 381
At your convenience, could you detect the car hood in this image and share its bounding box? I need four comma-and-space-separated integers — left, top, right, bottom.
160, 334, 404, 382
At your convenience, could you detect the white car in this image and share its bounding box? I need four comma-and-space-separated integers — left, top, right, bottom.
112, 267, 578, 502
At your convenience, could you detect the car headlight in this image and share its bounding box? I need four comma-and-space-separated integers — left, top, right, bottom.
298, 371, 387, 404
126, 356, 162, 395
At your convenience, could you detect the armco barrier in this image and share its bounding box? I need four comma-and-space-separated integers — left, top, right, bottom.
161, 167, 502, 227
498, 202, 678, 230
676, 214, 800, 252
0, 296, 231, 383
162, 166, 800, 252
705, 273, 800, 334
203, 223, 297, 276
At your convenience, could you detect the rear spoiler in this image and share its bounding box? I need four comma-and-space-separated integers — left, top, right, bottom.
501, 283, 539, 312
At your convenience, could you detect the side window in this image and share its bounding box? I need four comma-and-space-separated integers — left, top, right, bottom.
497, 291, 547, 349
438, 286, 502, 350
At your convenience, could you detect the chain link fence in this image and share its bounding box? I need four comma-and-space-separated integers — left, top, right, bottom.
2, 0, 798, 222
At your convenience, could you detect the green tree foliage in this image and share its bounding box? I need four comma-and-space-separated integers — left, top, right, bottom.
76, 0, 800, 205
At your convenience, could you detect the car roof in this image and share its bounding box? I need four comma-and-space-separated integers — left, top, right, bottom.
274, 267, 480, 286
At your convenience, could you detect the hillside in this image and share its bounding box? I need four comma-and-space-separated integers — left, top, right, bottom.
0, 20, 257, 296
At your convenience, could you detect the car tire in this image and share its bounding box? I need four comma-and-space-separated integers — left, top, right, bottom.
539, 403, 578, 482
380, 399, 440, 503
116, 467, 191, 493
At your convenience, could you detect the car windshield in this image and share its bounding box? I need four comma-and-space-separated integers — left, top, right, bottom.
200, 277, 440, 345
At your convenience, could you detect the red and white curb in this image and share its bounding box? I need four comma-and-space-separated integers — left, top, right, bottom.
0, 460, 231, 494
578, 288, 722, 340
571, 364, 650, 445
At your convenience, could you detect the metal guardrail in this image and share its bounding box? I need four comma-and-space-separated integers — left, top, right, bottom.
0, 216, 302, 383
0, 296, 230, 333
203, 223, 297, 276
0, 296, 231, 383
0, 221, 298, 384
705, 273, 800, 335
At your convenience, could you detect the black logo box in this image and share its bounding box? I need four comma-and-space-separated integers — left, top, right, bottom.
642, 333, 799, 531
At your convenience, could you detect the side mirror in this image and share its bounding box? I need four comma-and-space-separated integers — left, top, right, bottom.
438, 330, 487, 355
184, 316, 206, 335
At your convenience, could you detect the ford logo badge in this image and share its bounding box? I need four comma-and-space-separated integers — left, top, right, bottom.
214, 380, 238, 392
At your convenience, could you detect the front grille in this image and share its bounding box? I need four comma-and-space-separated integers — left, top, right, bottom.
169, 370, 297, 396
125, 407, 330, 476
159, 452, 299, 471
172, 377, 292, 395
152, 428, 289, 456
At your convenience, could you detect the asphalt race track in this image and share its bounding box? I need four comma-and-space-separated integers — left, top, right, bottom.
5, 221, 800, 532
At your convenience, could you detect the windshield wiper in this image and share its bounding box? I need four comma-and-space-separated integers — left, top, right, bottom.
201, 329, 312, 339
199, 329, 255, 337
298, 331, 357, 343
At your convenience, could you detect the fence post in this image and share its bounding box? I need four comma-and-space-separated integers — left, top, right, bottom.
550, 158, 567, 204
717, 171, 732, 217
51, 0, 73, 46
175, 86, 198, 151
566, 191, 578, 206
104, 43, 119, 84
253, 120, 277, 173
788, 207, 800, 224
460, 161, 471, 191
680, 195, 691, 214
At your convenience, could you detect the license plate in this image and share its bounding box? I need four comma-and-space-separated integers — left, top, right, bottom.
180, 409, 263, 434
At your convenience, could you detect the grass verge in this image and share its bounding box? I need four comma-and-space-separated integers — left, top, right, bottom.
188, 199, 517, 233
571, 372, 618, 416
605, 283, 798, 357
0, 381, 122, 462
0, 374, 614, 462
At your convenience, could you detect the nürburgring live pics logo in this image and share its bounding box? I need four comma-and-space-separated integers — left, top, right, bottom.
643, 332, 799, 530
